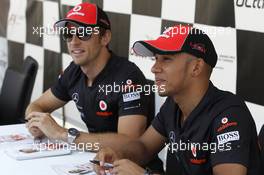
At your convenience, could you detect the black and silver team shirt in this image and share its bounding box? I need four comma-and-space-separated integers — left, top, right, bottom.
152, 82, 261, 175
51, 53, 151, 133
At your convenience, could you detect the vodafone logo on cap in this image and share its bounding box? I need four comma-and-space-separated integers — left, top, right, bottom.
67, 5, 85, 17
73, 5, 82, 12
99, 100, 107, 111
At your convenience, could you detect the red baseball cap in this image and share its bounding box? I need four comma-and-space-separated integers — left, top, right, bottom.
132, 25, 218, 68
54, 2, 110, 29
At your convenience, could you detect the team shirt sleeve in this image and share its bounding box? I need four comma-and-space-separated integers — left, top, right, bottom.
210, 106, 254, 167
151, 98, 170, 137
117, 69, 150, 118
50, 63, 73, 102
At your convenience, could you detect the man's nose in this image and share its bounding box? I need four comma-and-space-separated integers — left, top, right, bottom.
151, 61, 162, 73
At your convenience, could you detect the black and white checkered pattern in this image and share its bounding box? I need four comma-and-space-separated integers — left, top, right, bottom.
0, 0, 263, 130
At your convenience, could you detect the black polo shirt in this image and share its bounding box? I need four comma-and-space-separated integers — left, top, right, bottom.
152, 82, 261, 175
51, 53, 151, 133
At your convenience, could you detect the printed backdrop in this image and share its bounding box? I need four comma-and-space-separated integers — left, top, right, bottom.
0, 0, 263, 131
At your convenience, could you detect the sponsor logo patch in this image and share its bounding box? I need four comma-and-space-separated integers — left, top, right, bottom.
190, 42, 206, 53
99, 100, 107, 111
72, 93, 79, 103
122, 92, 140, 102
190, 158, 207, 164
96, 111, 113, 117
217, 131, 240, 145
169, 131, 176, 143
73, 5, 82, 12
126, 79, 132, 85
217, 122, 238, 132
221, 117, 228, 124
191, 144, 197, 158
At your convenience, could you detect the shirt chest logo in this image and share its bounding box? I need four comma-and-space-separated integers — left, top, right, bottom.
169, 131, 176, 143
191, 143, 197, 158
189, 143, 207, 165
96, 100, 113, 117
221, 117, 228, 124
99, 100, 107, 111
72, 93, 79, 103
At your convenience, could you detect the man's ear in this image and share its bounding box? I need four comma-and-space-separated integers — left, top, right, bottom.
101, 30, 111, 46
191, 58, 204, 77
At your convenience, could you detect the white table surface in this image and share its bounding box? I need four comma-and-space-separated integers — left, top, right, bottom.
0, 124, 96, 175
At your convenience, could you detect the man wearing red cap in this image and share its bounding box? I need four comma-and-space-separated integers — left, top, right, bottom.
24, 3, 163, 172
96, 25, 261, 175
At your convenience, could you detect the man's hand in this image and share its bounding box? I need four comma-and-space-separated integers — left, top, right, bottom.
94, 147, 120, 175
111, 159, 145, 175
28, 126, 44, 138
25, 113, 44, 138
26, 112, 66, 140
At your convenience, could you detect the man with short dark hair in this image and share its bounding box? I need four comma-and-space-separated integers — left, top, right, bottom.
24, 3, 164, 172
96, 25, 261, 175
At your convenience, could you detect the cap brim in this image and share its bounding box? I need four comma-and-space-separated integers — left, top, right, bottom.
133, 40, 183, 57
132, 29, 190, 57
132, 41, 156, 57
133, 38, 185, 57
54, 19, 94, 28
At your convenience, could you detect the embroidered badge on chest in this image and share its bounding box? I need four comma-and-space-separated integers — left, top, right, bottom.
72, 93, 79, 103
99, 100, 107, 111
221, 117, 228, 124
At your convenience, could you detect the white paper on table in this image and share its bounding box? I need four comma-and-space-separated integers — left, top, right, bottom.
4, 140, 71, 160
0, 133, 34, 151
52, 162, 96, 175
